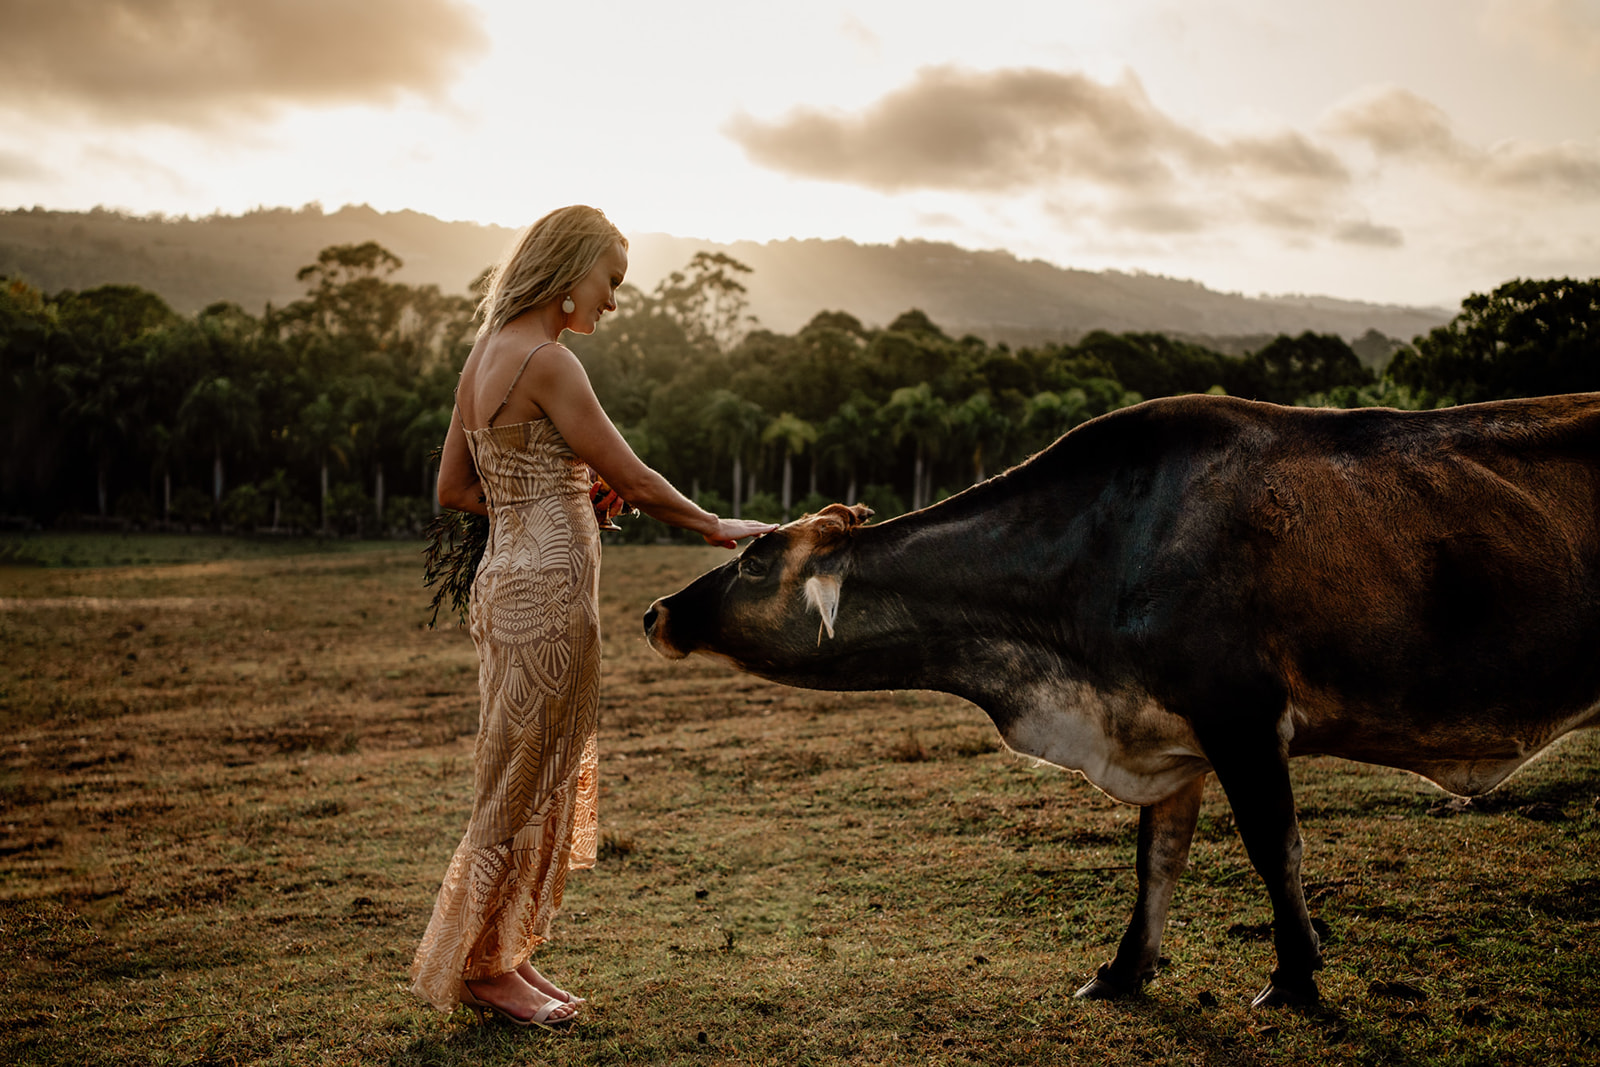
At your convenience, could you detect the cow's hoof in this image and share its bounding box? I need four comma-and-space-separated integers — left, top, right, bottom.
1074, 964, 1140, 1000
1251, 977, 1320, 1009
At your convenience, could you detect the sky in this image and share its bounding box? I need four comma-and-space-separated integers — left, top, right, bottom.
0, 0, 1597, 309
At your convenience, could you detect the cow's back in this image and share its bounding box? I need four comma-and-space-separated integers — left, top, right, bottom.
1108, 393, 1600, 787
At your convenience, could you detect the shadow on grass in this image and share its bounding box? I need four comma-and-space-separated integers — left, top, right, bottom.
0, 898, 259, 991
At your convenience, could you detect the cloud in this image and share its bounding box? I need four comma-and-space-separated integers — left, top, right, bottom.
0, 147, 51, 182
838, 14, 882, 60
1480, 140, 1600, 195
1483, 0, 1600, 77
725, 65, 1357, 243
1105, 198, 1209, 235
0, 0, 488, 125
1333, 219, 1405, 248
1320, 86, 1462, 161
727, 65, 1349, 195
1324, 85, 1600, 198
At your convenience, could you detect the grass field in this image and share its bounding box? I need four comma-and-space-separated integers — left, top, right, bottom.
2, 534, 1598, 1066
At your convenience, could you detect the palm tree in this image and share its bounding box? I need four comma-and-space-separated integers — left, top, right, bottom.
56, 344, 138, 517
340, 375, 403, 530
259, 468, 292, 531
818, 398, 877, 506
144, 422, 179, 524
953, 391, 1012, 485
883, 383, 949, 511
136, 333, 195, 526
179, 376, 260, 519
295, 393, 344, 534
703, 389, 767, 518
403, 403, 452, 517
761, 412, 817, 521
1022, 389, 1091, 456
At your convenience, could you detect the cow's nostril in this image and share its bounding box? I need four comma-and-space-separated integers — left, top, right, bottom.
642, 606, 658, 634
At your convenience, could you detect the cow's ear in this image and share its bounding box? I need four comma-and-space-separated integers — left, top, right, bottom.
814, 502, 873, 534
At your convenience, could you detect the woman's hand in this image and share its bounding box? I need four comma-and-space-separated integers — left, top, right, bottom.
589, 479, 628, 527
704, 518, 778, 549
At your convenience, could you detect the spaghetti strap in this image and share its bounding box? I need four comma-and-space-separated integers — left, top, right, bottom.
486, 341, 560, 428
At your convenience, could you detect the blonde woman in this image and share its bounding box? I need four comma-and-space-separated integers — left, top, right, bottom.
412, 206, 774, 1026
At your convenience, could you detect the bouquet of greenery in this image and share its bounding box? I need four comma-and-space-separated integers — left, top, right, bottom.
422, 509, 488, 628
421, 444, 629, 627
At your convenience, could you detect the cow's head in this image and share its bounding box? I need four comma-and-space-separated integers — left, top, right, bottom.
644, 503, 874, 681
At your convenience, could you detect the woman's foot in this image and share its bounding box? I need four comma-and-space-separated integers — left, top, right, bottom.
516, 961, 585, 1005
462, 971, 578, 1026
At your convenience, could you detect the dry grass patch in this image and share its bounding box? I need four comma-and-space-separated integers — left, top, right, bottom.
2, 537, 1598, 1065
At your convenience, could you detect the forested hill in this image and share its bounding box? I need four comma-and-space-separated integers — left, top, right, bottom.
0, 204, 1450, 347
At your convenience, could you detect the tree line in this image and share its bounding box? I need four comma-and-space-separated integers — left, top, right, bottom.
3, 241, 1596, 540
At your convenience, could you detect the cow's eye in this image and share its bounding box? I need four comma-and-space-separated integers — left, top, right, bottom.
739, 555, 768, 579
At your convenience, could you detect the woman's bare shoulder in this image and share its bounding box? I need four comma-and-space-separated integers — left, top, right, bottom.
459, 328, 568, 418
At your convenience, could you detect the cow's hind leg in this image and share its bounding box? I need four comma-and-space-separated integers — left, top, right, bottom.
1076, 774, 1206, 999
1198, 719, 1322, 1008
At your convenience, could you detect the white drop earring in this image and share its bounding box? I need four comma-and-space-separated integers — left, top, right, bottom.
561, 295, 576, 314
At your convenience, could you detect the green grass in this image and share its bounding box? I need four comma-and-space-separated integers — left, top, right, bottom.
0, 530, 409, 569
2, 536, 1598, 1065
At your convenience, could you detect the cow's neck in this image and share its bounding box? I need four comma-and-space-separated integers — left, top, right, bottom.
843, 476, 1103, 709
824, 479, 1208, 803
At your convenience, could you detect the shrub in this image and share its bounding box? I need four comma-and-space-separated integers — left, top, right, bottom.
278, 496, 317, 534
327, 483, 373, 537
171, 486, 213, 527
114, 491, 154, 525
384, 495, 431, 537
221, 484, 268, 530
741, 491, 783, 524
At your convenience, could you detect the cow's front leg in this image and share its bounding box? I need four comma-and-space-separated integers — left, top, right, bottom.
1199, 721, 1321, 1008
1075, 774, 1206, 999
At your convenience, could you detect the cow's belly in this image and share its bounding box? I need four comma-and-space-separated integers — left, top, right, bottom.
1288, 696, 1600, 797
1000, 680, 1212, 806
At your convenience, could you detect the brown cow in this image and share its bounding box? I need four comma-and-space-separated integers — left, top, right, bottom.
643, 392, 1600, 1006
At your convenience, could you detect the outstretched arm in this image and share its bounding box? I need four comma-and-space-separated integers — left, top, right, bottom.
530, 344, 775, 547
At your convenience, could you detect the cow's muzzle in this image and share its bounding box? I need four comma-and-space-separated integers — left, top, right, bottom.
643, 599, 687, 660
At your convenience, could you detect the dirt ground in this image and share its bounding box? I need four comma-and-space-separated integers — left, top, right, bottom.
2, 537, 1598, 1066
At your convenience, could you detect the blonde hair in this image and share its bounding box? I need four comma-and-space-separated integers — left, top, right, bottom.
476, 205, 627, 338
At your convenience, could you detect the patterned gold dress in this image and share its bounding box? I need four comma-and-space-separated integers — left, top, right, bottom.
410, 411, 602, 1013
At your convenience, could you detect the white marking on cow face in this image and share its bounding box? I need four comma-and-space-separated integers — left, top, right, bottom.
803, 574, 841, 643
1001, 679, 1211, 806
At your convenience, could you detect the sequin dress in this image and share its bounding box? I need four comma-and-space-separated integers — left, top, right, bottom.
410, 404, 602, 1012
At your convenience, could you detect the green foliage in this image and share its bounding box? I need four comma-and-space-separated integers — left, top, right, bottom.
1076, 330, 1233, 397
886, 308, 948, 338
794, 490, 833, 517
6, 245, 1594, 537
421, 509, 488, 627
1297, 379, 1453, 411
169, 486, 212, 527
383, 495, 432, 537
0, 240, 470, 529
326, 482, 373, 537
113, 490, 154, 524
685, 487, 722, 514
220, 483, 268, 530
1243, 331, 1375, 404
741, 490, 784, 524
1389, 277, 1600, 402
858, 483, 907, 520
651, 251, 757, 352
